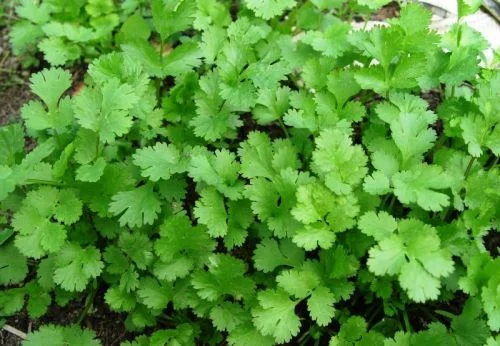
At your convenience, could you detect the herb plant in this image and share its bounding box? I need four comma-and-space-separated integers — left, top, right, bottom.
1, 1, 499, 345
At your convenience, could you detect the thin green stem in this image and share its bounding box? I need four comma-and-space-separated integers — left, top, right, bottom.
434, 309, 456, 320
159, 38, 164, 64
26, 179, 63, 186
464, 156, 475, 178
367, 303, 383, 327
278, 118, 290, 138
95, 134, 101, 159
489, 156, 499, 170
440, 207, 450, 222
297, 330, 310, 344
402, 309, 412, 333
388, 195, 396, 212
77, 281, 98, 324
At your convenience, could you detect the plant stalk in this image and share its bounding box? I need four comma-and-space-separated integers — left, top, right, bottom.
77, 281, 99, 325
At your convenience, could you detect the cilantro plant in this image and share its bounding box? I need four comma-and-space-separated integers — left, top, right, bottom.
10, 0, 142, 66
1, 1, 499, 345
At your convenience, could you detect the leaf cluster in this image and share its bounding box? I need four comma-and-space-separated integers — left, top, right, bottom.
1, 1, 499, 345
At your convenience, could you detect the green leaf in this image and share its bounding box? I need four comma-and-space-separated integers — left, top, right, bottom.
76, 157, 107, 182
152, 0, 195, 40
191, 254, 255, 301
458, 0, 482, 18
0, 242, 28, 285
308, 286, 336, 326
210, 302, 246, 332
74, 79, 138, 143
393, 164, 451, 211
13, 187, 82, 258
312, 127, 368, 194
188, 147, 244, 200
277, 268, 320, 298
53, 244, 104, 292
38, 37, 81, 66
253, 238, 305, 273
252, 288, 300, 343
109, 183, 161, 227
368, 219, 454, 302
301, 21, 351, 58
245, 0, 297, 19
194, 187, 228, 237
358, 211, 397, 242
191, 70, 242, 141
133, 142, 186, 181
137, 277, 170, 309
0, 124, 24, 166
29, 68, 72, 111
24, 325, 101, 346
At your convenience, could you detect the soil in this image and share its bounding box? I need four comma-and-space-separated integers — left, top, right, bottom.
0, 288, 133, 346
372, 1, 401, 21
484, 230, 500, 257
0, 23, 32, 126
0, 1, 494, 346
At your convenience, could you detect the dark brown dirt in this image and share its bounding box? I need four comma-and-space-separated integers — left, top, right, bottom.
0, 23, 32, 126
484, 230, 499, 257
0, 288, 133, 346
421, 90, 442, 112
372, 1, 401, 21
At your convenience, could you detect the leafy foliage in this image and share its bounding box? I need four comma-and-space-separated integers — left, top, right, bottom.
1, 1, 498, 345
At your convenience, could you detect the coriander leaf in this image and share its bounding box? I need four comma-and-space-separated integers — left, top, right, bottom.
252, 288, 300, 343
80, 163, 136, 217
368, 219, 454, 302
312, 127, 368, 194
277, 267, 320, 298
151, 0, 195, 40
194, 187, 228, 237
224, 198, 254, 249
191, 70, 242, 141
301, 21, 351, 58
38, 37, 81, 66
393, 164, 451, 211
74, 79, 138, 143
253, 238, 305, 273
239, 132, 300, 179
105, 287, 136, 312
53, 244, 104, 292
30, 68, 72, 111
154, 215, 215, 282
308, 286, 336, 326
357, 0, 391, 10
109, 183, 161, 227
137, 276, 170, 309
246, 169, 311, 238
13, 187, 82, 258
191, 254, 255, 301
293, 224, 336, 251
0, 242, 28, 285
0, 123, 24, 166
245, 0, 297, 19
188, 147, 244, 200
24, 325, 101, 346
291, 182, 359, 249
132, 142, 186, 181
118, 232, 153, 270
210, 302, 246, 332
227, 324, 275, 346
253, 87, 290, 125
358, 211, 397, 242
75, 157, 107, 182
